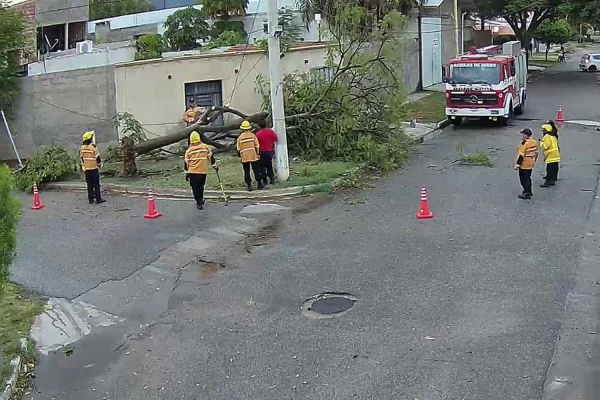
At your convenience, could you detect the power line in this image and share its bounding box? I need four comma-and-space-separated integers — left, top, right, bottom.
226, 0, 263, 105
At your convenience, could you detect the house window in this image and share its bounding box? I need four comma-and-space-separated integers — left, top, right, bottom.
185, 80, 223, 124
310, 66, 334, 83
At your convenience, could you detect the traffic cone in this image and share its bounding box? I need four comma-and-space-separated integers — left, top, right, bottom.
555, 105, 565, 122
416, 187, 433, 219
144, 188, 162, 219
31, 184, 44, 210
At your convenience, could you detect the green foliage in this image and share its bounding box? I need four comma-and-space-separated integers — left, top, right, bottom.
256, 8, 412, 170
205, 30, 244, 49
459, 152, 494, 167
14, 146, 79, 192
113, 112, 148, 144
135, 34, 166, 60
472, 0, 562, 45
90, 0, 154, 20
197, 0, 248, 19
297, 0, 417, 30
255, 8, 303, 54
534, 19, 572, 59
0, 166, 19, 290
279, 7, 303, 47
492, 34, 513, 45
211, 20, 247, 39
164, 7, 210, 51
0, 5, 26, 110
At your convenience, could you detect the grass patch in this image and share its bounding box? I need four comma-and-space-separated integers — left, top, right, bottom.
458, 151, 494, 167
0, 284, 42, 383
529, 53, 560, 68
402, 92, 447, 123
97, 155, 357, 191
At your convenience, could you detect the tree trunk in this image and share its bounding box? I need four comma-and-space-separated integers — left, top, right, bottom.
121, 137, 138, 177
133, 111, 268, 155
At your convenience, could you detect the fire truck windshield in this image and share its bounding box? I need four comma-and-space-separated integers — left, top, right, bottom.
448, 62, 500, 85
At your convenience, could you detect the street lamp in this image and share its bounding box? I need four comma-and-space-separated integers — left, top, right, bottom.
315, 13, 322, 42
492, 26, 500, 45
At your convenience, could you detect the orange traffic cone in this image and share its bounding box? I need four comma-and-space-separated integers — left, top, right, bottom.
144, 188, 162, 219
416, 187, 433, 219
555, 105, 565, 122
31, 184, 44, 210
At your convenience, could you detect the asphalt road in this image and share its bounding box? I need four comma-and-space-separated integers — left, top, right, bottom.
16, 47, 600, 399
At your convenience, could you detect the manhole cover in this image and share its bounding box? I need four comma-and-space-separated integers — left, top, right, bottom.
300, 292, 357, 319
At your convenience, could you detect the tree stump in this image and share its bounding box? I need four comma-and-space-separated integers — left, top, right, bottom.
120, 137, 138, 177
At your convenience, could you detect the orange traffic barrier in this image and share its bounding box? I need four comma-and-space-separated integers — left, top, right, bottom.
144, 188, 162, 219
416, 187, 433, 219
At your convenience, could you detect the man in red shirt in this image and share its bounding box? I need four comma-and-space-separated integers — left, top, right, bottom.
255, 121, 278, 185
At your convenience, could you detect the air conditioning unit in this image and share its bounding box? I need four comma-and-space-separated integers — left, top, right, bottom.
76, 40, 93, 54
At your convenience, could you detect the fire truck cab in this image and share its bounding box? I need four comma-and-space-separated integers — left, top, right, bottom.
444, 41, 527, 127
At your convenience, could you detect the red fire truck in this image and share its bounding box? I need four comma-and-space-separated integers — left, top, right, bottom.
444, 41, 527, 127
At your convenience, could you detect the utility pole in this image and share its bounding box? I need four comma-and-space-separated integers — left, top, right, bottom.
453, 0, 459, 56
266, 0, 290, 182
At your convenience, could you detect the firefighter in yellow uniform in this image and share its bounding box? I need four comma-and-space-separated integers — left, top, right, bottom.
514, 128, 538, 199
184, 131, 218, 210
80, 131, 105, 204
539, 123, 560, 188
236, 121, 263, 191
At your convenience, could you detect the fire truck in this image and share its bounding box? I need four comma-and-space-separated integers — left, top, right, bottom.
444, 41, 527, 127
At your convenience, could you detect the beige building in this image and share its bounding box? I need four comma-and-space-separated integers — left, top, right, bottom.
114, 43, 329, 138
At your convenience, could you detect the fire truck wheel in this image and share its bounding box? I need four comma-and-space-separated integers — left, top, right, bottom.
514, 98, 525, 115
450, 117, 462, 126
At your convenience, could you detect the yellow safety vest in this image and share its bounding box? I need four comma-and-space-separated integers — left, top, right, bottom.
185, 143, 212, 174
516, 138, 538, 170
540, 135, 560, 163
237, 131, 260, 163
80, 144, 99, 171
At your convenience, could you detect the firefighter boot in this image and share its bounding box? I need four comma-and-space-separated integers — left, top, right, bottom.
246, 183, 253, 192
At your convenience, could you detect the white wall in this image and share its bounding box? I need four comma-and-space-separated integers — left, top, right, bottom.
28, 46, 136, 76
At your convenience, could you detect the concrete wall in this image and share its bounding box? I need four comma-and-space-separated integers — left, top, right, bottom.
114, 46, 328, 138
28, 45, 136, 76
0, 66, 118, 160
36, 0, 89, 25
398, 16, 421, 93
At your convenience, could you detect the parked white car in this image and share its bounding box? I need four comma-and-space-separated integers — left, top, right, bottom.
579, 53, 600, 72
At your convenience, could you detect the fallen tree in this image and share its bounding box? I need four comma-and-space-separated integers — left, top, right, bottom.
117, 3, 414, 177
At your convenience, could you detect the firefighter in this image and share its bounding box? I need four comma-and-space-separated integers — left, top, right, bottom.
514, 128, 538, 199
80, 131, 105, 204
539, 123, 560, 187
236, 121, 263, 191
184, 131, 218, 210
183, 100, 204, 146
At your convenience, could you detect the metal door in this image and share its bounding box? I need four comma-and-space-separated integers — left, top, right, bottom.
185, 80, 224, 125
421, 17, 442, 88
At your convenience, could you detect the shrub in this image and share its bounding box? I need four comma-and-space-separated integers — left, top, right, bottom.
14, 146, 79, 192
0, 165, 19, 291
135, 34, 166, 60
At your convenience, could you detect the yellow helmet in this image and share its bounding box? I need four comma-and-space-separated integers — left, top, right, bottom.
82, 131, 94, 142
240, 120, 252, 130
541, 124, 553, 133
189, 131, 201, 144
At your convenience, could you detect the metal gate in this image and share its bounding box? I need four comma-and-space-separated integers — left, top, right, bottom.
421, 17, 442, 88
184, 80, 223, 125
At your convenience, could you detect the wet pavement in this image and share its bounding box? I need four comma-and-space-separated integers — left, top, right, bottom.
10, 45, 600, 399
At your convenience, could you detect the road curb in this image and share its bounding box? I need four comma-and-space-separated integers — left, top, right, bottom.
44, 124, 447, 200
1, 339, 28, 400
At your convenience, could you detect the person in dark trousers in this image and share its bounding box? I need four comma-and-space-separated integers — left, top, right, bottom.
255, 120, 278, 186
539, 123, 560, 187
237, 121, 263, 191
515, 128, 538, 199
184, 131, 218, 210
80, 131, 105, 204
